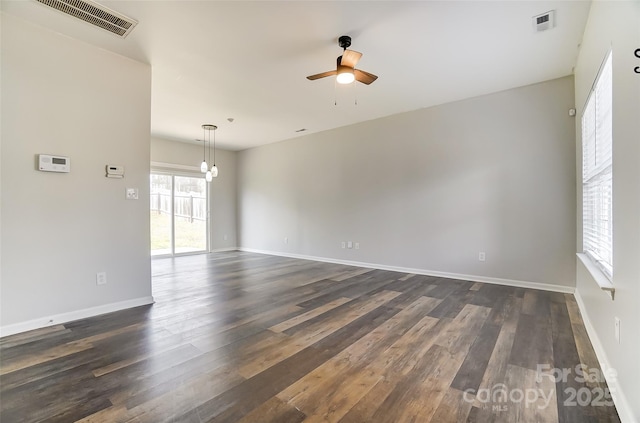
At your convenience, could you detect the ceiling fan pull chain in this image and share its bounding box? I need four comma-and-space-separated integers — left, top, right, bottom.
354, 76, 358, 106
334, 79, 338, 106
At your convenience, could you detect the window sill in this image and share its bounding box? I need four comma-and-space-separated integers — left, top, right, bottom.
577, 253, 615, 300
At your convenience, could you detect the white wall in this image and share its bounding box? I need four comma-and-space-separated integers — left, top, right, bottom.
573, 2, 640, 422
0, 14, 153, 334
238, 76, 576, 289
150, 137, 237, 251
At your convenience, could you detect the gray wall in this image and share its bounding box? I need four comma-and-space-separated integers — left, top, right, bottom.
574, 2, 640, 421
151, 137, 237, 251
1, 15, 153, 332
238, 76, 576, 288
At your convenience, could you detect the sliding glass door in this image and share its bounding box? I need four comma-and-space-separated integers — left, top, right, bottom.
150, 173, 208, 256
150, 174, 173, 255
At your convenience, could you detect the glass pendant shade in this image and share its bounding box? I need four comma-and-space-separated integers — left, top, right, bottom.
336, 65, 355, 84
205, 170, 212, 182
200, 161, 208, 173
211, 165, 218, 178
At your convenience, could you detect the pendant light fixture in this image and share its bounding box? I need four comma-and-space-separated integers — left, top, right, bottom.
202, 124, 217, 182
200, 125, 208, 173
210, 124, 219, 178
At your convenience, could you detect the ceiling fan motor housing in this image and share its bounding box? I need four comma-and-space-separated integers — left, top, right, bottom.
338, 35, 351, 50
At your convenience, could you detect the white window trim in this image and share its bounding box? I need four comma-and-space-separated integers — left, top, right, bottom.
577, 253, 615, 299
579, 51, 614, 298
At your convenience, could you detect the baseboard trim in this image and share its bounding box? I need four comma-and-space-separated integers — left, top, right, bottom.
238, 248, 575, 294
0, 296, 155, 338
210, 247, 239, 253
574, 290, 635, 423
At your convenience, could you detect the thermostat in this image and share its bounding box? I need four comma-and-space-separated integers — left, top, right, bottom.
106, 164, 125, 178
39, 154, 70, 173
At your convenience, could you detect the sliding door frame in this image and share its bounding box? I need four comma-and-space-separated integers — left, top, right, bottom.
151, 164, 210, 257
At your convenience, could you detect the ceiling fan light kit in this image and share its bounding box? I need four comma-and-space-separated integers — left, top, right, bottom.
336, 65, 355, 84
307, 35, 378, 86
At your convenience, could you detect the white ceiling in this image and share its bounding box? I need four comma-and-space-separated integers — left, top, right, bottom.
2, 0, 591, 150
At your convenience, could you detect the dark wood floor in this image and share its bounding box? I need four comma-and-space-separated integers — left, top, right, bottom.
0, 251, 620, 422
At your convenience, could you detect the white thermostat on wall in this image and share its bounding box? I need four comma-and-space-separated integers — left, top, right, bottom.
39, 154, 70, 173
106, 164, 125, 178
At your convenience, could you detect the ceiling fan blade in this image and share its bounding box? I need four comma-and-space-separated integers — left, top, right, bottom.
341, 49, 362, 68
306, 70, 337, 80
354, 69, 378, 85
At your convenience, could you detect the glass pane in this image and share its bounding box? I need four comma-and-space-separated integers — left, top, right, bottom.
174, 176, 207, 253
150, 174, 173, 256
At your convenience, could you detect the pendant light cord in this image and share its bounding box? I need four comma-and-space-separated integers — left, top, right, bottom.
203, 126, 206, 162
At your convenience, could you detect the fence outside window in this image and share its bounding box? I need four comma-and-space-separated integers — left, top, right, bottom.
150, 190, 206, 223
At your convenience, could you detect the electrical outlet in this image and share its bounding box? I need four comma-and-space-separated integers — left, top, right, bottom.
126, 188, 138, 200
614, 317, 621, 343
96, 272, 107, 285
478, 252, 486, 262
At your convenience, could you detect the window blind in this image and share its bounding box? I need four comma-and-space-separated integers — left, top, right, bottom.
581, 53, 613, 279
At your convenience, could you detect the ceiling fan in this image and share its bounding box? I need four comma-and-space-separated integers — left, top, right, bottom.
307, 35, 378, 85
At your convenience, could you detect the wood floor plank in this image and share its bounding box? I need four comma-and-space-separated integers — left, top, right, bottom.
471, 333, 519, 418
117, 359, 246, 422
450, 321, 501, 393
509, 312, 553, 371
500, 364, 559, 423
433, 303, 492, 354
0, 251, 620, 423
235, 397, 306, 423
0, 324, 70, 349
276, 296, 441, 420
238, 290, 401, 379
369, 344, 452, 423
329, 267, 372, 282
105, 344, 212, 406
294, 367, 383, 423
337, 377, 395, 423
372, 314, 442, 376
0, 339, 94, 375
184, 346, 334, 422
565, 293, 584, 325
550, 300, 617, 422
73, 405, 129, 423
270, 297, 352, 333
430, 387, 475, 423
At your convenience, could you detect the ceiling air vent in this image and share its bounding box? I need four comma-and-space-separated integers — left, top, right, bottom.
35, 0, 138, 38
533, 10, 555, 33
